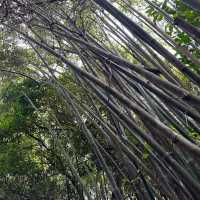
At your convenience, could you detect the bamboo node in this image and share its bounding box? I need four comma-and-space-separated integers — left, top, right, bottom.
181, 67, 189, 73
186, 158, 193, 165
163, 152, 173, 161
172, 134, 179, 145
181, 92, 190, 101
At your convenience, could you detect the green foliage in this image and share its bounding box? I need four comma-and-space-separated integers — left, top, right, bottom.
0, 74, 100, 199
1, 1, 200, 199
146, 0, 200, 74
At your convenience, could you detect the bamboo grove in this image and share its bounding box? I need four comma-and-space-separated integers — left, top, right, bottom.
0, 0, 200, 199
